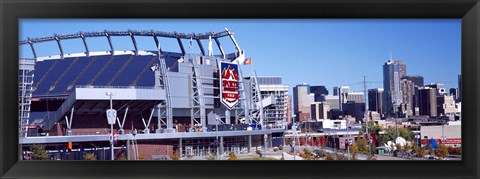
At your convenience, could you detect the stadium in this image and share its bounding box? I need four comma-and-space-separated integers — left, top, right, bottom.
18, 29, 287, 160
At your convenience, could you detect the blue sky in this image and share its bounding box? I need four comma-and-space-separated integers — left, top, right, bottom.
20, 19, 461, 93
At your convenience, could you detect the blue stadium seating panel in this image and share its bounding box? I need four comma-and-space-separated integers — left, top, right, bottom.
112, 56, 154, 86
73, 55, 112, 87
93, 55, 131, 86
32, 53, 184, 97
34, 58, 76, 95
50, 57, 91, 94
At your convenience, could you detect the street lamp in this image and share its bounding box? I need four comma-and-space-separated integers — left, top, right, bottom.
105, 92, 116, 160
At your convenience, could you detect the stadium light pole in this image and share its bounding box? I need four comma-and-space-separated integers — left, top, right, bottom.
216, 115, 219, 160
106, 92, 115, 160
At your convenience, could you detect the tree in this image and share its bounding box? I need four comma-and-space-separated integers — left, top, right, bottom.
228, 152, 238, 160
368, 143, 376, 156
360, 120, 383, 135
378, 128, 397, 146
396, 144, 404, 153
428, 145, 434, 156
356, 138, 369, 154
412, 146, 420, 157
404, 143, 412, 153
419, 147, 426, 158
171, 149, 181, 160
399, 128, 413, 141
436, 144, 449, 159
378, 128, 413, 146
30, 144, 49, 160
83, 152, 97, 160
349, 143, 359, 160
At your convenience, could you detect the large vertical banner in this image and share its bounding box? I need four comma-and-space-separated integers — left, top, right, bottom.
219, 61, 240, 110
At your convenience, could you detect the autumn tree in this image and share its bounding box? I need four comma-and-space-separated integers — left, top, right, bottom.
412, 146, 420, 157
349, 143, 359, 160
356, 138, 368, 154
436, 144, 449, 159
419, 147, 427, 158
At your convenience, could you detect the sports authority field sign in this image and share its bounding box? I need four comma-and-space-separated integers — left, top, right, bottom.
219, 61, 239, 110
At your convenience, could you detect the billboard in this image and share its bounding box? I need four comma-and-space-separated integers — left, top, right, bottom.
219, 61, 240, 110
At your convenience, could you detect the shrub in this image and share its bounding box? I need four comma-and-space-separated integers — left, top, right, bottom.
171, 150, 181, 160
326, 153, 334, 160
278, 145, 283, 150
83, 153, 97, 160
280, 153, 285, 160
447, 146, 462, 155
205, 153, 216, 160
300, 148, 314, 160
118, 153, 126, 160
228, 152, 238, 160
273, 147, 279, 152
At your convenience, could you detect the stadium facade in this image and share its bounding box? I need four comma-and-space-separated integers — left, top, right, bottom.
18, 29, 286, 160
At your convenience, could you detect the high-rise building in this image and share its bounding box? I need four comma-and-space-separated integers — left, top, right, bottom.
404, 75, 424, 87
343, 101, 366, 122
311, 102, 330, 120
449, 88, 459, 102
256, 76, 289, 126
400, 79, 415, 117
334, 86, 349, 110
426, 83, 446, 96
310, 85, 328, 102
437, 94, 456, 116
333, 87, 339, 96
383, 59, 406, 117
286, 95, 292, 125
418, 87, 437, 117
325, 95, 340, 110
293, 83, 312, 122
368, 88, 384, 115
346, 92, 365, 103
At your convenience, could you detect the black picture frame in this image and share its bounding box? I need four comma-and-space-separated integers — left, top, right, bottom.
1, 0, 479, 178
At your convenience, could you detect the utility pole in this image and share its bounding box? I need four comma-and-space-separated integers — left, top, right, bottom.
363, 76, 371, 155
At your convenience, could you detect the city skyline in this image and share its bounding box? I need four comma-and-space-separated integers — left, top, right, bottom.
20, 19, 461, 92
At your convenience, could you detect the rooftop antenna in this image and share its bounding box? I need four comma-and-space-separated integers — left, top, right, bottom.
389, 51, 393, 61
